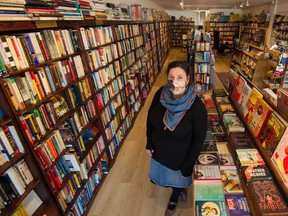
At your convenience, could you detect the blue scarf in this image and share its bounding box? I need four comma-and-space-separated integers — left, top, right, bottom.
160, 84, 196, 131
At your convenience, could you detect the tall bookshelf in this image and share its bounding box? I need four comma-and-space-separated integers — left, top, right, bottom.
171, 20, 194, 47
0, 76, 60, 214
0, 19, 170, 215
205, 21, 239, 51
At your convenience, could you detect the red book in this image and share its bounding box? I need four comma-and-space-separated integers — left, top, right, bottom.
246, 98, 272, 139
34, 146, 49, 170
29, 70, 45, 99
2, 125, 20, 156
46, 171, 57, 192
49, 167, 62, 190
19, 117, 35, 145
231, 75, 247, 104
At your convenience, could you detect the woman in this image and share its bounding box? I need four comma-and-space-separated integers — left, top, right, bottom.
213, 27, 220, 57
146, 61, 208, 215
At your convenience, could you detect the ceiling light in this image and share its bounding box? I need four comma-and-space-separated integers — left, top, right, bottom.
240, 2, 243, 7
180, 2, 183, 5
246, 0, 249, 6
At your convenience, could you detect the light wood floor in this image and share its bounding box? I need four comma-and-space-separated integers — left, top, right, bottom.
87, 49, 231, 216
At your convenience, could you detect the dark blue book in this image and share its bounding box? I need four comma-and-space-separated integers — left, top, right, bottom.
225, 194, 251, 216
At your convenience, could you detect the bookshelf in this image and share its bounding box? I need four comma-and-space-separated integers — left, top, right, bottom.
0, 81, 60, 215
205, 21, 239, 51
171, 20, 194, 47
190, 30, 215, 93
272, 14, 288, 43
0, 19, 170, 215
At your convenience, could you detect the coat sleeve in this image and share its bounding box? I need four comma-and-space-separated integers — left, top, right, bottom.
181, 96, 208, 177
146, 87, 163, 150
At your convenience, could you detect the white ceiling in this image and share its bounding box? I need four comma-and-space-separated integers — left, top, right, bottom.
149, 0, 275, 10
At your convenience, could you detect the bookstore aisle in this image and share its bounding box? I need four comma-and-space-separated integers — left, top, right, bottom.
87, 48, 229, 216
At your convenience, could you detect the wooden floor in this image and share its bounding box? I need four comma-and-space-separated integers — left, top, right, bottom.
88, 49, 231, 216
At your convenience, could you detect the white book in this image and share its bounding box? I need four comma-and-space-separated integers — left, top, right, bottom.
79, 27, 89, 50
8, 126, 25, 153
21, 190, 43, 215
5, 36, 22, 70
53, 130, 66, 151
79, 162, 88, 180
0, 127, 14, 157
35, 68, 52, 96
61, 29, 73, 55
13, 36, 29, 68
64, 154, 80, 172
5, 167, 26, 195
73, 55, 85, 78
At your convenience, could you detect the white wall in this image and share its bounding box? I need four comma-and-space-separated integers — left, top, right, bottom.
242, 4, 271, 15
275, 1, 288, 13
103, 0, 163, 10
207, 9, 243, 16
165, 10, 199, 23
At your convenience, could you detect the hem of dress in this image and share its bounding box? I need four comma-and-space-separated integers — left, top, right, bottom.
149, 176, 191, 188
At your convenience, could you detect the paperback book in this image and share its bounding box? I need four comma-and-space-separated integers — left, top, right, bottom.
193, 165, 221, 181
259, 112, 287, 157
246, 180, 288, 215
241, 165, 273, 183
228, 132, 253, 150
225, 193, 251, 216
236, 149, 265, 167
194, 180, 225, 201
223, 115, 245, 134
196, 152, 220, 166
221, 170, 243, 193
271, 127, 288, 191
195, 200, 228, 216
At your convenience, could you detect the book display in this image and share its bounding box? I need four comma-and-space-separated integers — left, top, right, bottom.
0, 18, 170, 215
193, 89, 288, 216
171, 20, 194, 47
0, 83, 60, 215
205, 21, 239, 51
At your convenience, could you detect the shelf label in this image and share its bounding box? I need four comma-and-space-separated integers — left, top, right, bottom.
95, 20, 104, 25
36, 21, 57, 28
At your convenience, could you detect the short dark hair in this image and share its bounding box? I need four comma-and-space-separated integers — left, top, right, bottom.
167, 61, 190, 77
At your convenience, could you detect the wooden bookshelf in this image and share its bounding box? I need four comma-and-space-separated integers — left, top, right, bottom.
0, 19, 170, 215
171, 20, 194, 47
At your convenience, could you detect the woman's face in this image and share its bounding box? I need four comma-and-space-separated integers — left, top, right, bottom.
168, 67, 189, 96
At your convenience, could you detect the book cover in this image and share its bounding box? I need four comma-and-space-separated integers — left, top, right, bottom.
238, 82, 252, 115
204, 98, 216, 109
246, 180, 288, 215
271, 127, 288, 191
228, 132, 253, 150
194, 180, 225, 201
246, 98, 272, 139
225, 193, 251, 216
210, 120, 225, 135
259, 112, 287, 157
228, 69, 239, 95
196, 152, 220, 166
243, 87, 263, 121
218, 154, 236, 170
231, 75, 247, 104
223, 115, 245, 134
221, 170, 243, 193
219, 104, 236, 117
195, 200, 228, 216
193, 165, 221, 181
241, 165, 273, 183
277, 88, 288, 117
202, 140, 217, 152
212, 88, 228, 98
236, 149, 265, 167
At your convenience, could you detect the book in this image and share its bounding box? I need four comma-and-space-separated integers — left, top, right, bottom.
194, 180, 225, 201
202, 140, 217, 152
210, 120, 225, 135
193, 165, 221, 181
243, 87, 263, 120
228, 132, 254, 150
231, 75, 247, 104
223, 115, 245, 134
241, 165, 273, 183
236, 149, 265, 167
228, 69, 239, 95
196, 152, 220, 166
246, 98, 272, 139
277, 88, 288, 117
219, 103, 236, 117
221, 170, 243, 193
218, 154, 236, 170
246, 180, 288, 215
21, 190, 43, 215
195, 200, 228, 216
225, 193, 251, 216
259, 112, 287, 157
238, 82, 252, 114
271, 128, 288, 191
212, 88, 228, 98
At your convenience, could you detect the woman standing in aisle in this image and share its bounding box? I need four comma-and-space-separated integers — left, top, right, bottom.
146, 61, 208, 216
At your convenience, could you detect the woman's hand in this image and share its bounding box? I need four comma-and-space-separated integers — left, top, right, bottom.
146, 149, 154, 156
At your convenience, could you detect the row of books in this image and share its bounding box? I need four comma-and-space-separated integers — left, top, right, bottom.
0, 124, 25, 164
228, 70, 288, 191
0, 159, 34, 209
3, 55, 86, 111
0, 29, 82, 75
